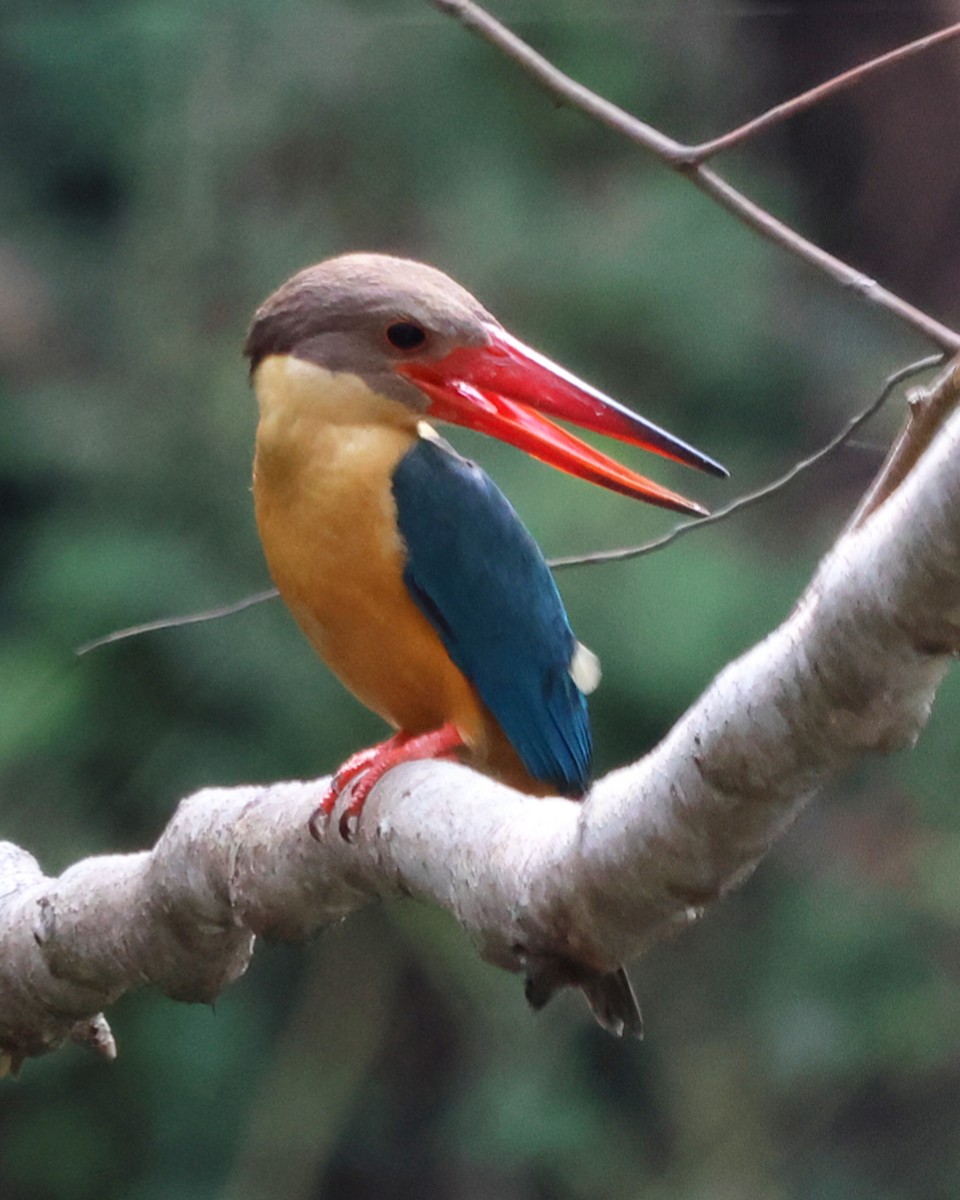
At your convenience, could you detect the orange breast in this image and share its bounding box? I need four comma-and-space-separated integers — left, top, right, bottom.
252, 355, 489, 747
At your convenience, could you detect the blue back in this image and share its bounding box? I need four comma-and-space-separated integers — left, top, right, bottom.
392, 436, 592, 795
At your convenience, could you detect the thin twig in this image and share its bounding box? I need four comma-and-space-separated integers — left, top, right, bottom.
690, 21, 960, 161
74, 588, 280, 656
432, 0, 960, 354
548, 356, 944, 571
77, 362, 942, 649
848, 355, 960, 532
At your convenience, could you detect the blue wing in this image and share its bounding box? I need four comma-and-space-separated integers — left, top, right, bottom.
391, 435, 592, 795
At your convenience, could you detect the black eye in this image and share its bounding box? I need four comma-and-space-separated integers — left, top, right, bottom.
385, 321, 427, 352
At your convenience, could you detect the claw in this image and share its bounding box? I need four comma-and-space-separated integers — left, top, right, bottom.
307, 785, 337, 841
336, 769, 384, 842
308, 734, 407, 841
308, 723, 466, 842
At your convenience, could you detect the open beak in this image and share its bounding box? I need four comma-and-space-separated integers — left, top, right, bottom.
397, 327, 726, 517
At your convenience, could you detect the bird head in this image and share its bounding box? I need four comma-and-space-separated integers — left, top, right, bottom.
245, 253, 726, 516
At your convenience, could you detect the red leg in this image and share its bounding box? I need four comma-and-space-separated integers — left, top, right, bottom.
310, 722, 465, 843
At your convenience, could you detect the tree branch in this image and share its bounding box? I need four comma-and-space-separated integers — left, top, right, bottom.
432, 0, 960, 353
4, 359, 960, 1071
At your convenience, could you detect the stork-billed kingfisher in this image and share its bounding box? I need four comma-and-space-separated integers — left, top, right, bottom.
245, 254, 725, 1035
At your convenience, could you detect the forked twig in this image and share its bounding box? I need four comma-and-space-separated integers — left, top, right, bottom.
432, 0, 960, 354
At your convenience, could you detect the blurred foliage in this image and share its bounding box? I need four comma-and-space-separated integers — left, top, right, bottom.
2, 1, 960, 1198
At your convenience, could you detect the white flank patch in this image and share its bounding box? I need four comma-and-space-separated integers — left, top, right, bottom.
416, 420, 441, 441
569, 642, 601, 694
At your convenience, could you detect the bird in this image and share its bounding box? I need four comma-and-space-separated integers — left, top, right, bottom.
245, 253, 725, 1035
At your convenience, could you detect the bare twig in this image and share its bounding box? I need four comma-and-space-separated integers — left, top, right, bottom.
549, 356, 944, 570
849, 355, 960, 531
74, 587, 280, 656
690, 21, 960, 161
432, 0, 960, 354
75, 360, 942, 646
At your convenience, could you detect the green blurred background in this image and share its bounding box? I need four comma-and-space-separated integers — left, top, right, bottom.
2, 1, 960, 1196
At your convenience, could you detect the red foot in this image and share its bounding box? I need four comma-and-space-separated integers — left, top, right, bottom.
308, 732, 408, 841
309, 722, 465, 842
